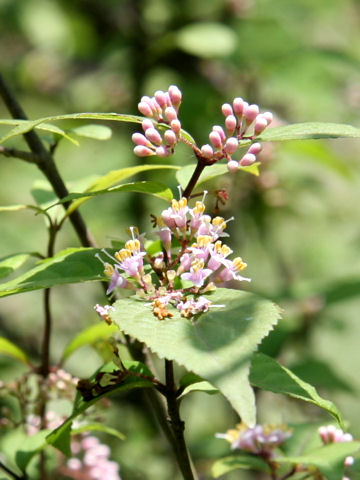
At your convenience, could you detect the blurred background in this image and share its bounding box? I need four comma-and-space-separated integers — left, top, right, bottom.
1, 0, 360, 478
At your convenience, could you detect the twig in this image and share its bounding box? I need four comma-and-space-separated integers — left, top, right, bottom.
0, 461, 27, 480
0, 146, 40, 163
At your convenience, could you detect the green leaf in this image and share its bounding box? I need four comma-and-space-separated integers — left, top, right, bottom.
69, 124, 112, 140
15, 430, 50, 472
212, 452, 270, 477
250, 353, 344, 427
72, 423, 125, 441
0, 119, 78, 145
61, 322, 119, 363
259, 122, 360, 142
0, 253, 36, 279
176, 163, 260, 189
48, 181, 173, 214
175, 23, 237, 58
0, 247, 107, 297
178, 372, 219, 398
276, 442, 360, 480
66, 165, 178, 215
46, 360, 154, 455
0, 337, 30, 365
110, 289, 280, 426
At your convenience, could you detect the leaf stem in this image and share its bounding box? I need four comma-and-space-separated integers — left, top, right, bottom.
0, 461, 27, 480
183, 157, 207, 199
164, 359, 198, 480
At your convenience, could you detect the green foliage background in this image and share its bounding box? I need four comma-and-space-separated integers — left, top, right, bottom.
1, 0, 360, 478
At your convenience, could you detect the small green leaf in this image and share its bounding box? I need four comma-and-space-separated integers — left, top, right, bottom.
259, 122, 360, 142
0, 121, 78, 145
0, 247, 108, 297
46, 360, 154, 455
48, 181, 173, 214
176, 162, 259, 189
69, 124, 112, 140
0, 253, 36, 279
0, 337, 30, 365
250, 353, 344, 427
212, 452, 270, 477
15, 430, 50, 471
176, 23, 237, 58
276, 442, 360, 480
61, 323, 119, 363
179, 372, 219, 398
72, 423, 125, 441
110, 289, 280, 426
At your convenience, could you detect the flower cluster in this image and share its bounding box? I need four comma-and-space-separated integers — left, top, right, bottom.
318, 425, 355, 475
62, 434, 121, 480
96, 194, 250, 321
216, 422, 292, 458
132, 85, 182, 157
132, 85, 273, 173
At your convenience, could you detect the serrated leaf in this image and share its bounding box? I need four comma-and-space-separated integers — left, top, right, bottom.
259, 122, 360, 142
250, 353, 344, 427
212, 452, 270, 477
69, 124, 112, 140
175, 23, 236, 58
110, 289, 280, 426
15, 430, 50, 472
276, 442, 360, 480
72, 423, 125, 441
66, 165, 178, 215
46, 360, 153, 455
0, 337, 31, 365
0, 247, 108, 297
61, 323, 119, 363
48, 181, 173, 215
176, 163, 260, 189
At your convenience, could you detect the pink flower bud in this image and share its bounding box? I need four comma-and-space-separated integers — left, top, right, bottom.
262, 111, 273, 125
154, 90, 168, 109
134, 145, 154, 157
254, 116, 268, 135
232, 97, 244, 116
248, 142, 262, 155
345, 456, 354, 467
138, 101, 153, 117
142, 118, 154, 130
170, 119, 181, 134
225, 115, 237, 134
240, 153, 256, 166
168, 85, 182, 108
67, 458, 82, 470
244, 104, 259, 124
212, 125, 226, 142
145, 127, 163, 145
224, 137, 238, 154
164, 129, 177, 145
222, 103, 233, 117
227, 160, 239, 173
164, 106, 178, 122
201, 144, 214, 158
132, 132, 150, 146
209, 131, 223, 149
155, 146, 170, 157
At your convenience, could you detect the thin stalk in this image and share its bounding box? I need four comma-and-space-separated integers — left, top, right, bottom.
164, 360, 197, 480
182, 158, 207, 199
0, 461, 26, 480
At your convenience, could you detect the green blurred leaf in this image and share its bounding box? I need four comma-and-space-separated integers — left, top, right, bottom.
66, 165, 178, 215
48, 181, 173, 215
0, 247, 108, 297
250, 353, 344, 427
110, 289, 280, 426
175, 23, 236, 58
46, 360, 154, 456
0, 337, 31, 365
61, 322, 119, 363
276, 442, 360, 480
212, 452, 270, 477
259, 122, 360, 142
72, 423, 125, 441
69, 124, 112, 140
176, 162, 259, 189
15, 430, 50, 472
0, 253, 37, 279
0, 119, 78, 145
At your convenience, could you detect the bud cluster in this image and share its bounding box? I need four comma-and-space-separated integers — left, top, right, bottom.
132, 85, 182, 158
96, 194, 250, 321
318, 425, 355, 472
132, 85, 273, 173
216, 422, 292, 458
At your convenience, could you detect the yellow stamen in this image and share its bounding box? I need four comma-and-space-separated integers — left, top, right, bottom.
104, 263, 114, 277
115, 249, 131, 262
192, 201, 205, 215
125, 239, 140, 252
212, 216, 226, 230
233, 257, 247, 271
196, 235, 212, 247
191, 258, 204, 272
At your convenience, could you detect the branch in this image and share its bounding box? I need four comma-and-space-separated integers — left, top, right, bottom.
0, 461, 27, 480
0, 146, 40, 163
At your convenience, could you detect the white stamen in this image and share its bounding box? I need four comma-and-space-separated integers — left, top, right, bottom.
177, 185, 183, 199
100, 248, 118, 263
201, 190, 208, 204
